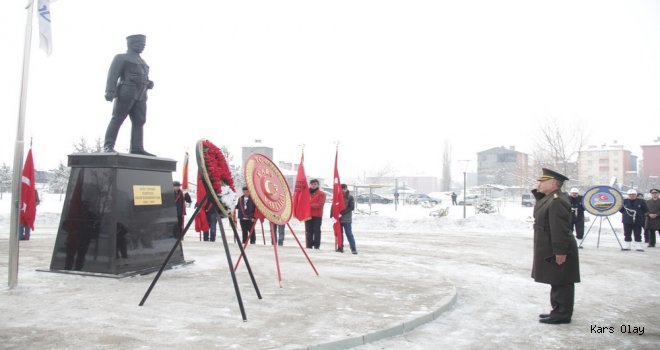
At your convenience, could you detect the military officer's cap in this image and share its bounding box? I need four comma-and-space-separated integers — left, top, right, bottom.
537, 168, 569, 183
173, 181, 181, 186
126, 34, 146, 43
650, 188, 660, 194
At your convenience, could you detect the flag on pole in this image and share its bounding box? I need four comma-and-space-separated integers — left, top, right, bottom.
37, 0, 53, 56
182, 151, 189, 191
292, 152, 311, 222
331, 148, 345, 250
20, 148, 37, 231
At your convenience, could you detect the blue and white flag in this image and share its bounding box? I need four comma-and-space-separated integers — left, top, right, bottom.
37, 0, 53, 55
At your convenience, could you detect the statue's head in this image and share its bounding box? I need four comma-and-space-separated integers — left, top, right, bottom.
126, 34, 146, 54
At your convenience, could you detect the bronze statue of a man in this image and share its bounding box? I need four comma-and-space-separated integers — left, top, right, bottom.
103, 34, 155, 156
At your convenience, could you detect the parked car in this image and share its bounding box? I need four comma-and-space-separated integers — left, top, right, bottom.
405, 193, 440, 205
457, 194, 480, 206
356, 193, 393, 204
521, 193, 535, 207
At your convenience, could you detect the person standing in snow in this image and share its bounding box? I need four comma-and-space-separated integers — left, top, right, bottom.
338, 184, 357, 254
531, 168, 580, 325
451, 192, 458, 206
173, 181, 192, 239
233, 187, 257, 244
568, 188, 585, 240
305, 179, 326, 249
646, 188, 660, 247
620, 189, 647, 251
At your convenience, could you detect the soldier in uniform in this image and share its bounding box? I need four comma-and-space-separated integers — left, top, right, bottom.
646, 188, 660, 247
568, 188, 585, 240
531, 168, 580, 325
103, 34, 155, 156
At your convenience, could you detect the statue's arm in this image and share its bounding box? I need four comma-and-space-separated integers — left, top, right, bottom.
105, 55, 124, 101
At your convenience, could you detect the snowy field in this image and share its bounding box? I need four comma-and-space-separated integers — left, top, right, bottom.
1, 193, 659, 349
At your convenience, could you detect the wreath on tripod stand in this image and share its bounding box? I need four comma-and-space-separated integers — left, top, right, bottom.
196, 139, 237, 217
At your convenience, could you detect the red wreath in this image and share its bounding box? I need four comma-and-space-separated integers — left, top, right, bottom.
202, 140, 236, 193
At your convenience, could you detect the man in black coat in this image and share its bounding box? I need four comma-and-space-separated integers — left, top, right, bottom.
233, 187, 256, 244
532, 168, 580, 325
620, 189, 648, 251
173, 181, 191, 238
338, 184, 357, 254
568, 188, 585, 239
103, 34, 155, 156
646, 188, 660, 247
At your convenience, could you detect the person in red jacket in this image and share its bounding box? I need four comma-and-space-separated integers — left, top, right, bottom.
306, 179, 326, 249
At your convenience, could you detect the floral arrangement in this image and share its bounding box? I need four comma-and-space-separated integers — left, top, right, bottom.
201, 140, 237, 214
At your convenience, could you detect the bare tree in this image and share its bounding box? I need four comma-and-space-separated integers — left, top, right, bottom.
442, 140, 452, 191
532, 118, 587, 179
372, 165, 397, 179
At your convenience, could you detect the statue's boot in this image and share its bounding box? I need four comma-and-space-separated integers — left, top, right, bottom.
103, 121, 121, 153
130, 125, 156, 157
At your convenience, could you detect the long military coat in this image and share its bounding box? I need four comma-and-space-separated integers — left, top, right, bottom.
646, 198, 660, 230
531, 189, 580, 285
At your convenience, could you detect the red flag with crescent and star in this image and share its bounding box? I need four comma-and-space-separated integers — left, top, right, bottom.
20, 148, 37, 231
292, 152, 311, 222
331, 148, 345, 250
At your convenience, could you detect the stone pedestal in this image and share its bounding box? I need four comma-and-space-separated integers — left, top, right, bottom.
49, 153, 186, 276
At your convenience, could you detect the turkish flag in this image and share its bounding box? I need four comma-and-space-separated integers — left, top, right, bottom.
331, 149, 345, 250
292, 153, 311, 222
20, 149, 37, 231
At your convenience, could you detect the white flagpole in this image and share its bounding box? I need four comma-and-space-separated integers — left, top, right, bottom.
9, 0, 35, 288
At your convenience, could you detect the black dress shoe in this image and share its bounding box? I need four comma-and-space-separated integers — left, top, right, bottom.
103, 147, 116, 153
539, 317, 571, 324
539, 313, 551, 318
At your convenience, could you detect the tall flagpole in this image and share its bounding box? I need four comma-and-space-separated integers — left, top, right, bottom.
9, 0, 36, 288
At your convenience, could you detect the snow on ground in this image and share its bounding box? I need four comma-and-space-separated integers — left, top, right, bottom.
1, 193, 659, 349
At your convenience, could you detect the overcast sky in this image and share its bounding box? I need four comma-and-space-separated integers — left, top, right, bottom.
1, 0, 659, 182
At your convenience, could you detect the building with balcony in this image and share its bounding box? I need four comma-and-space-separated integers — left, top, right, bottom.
577, 143, 633, 187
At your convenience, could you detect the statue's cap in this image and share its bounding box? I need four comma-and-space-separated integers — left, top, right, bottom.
126, 34, 146, 43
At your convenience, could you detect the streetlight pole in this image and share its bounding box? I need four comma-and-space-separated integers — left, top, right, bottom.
458, 159, 471, 219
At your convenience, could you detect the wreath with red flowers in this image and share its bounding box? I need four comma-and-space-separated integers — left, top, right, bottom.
196, 139, 237, 217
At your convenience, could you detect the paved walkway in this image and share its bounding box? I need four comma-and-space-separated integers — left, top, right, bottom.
0, 226, 456, 350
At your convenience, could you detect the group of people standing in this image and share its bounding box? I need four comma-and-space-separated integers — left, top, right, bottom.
566, 186, 660, 251
173, 179, 358, 254
532, 171, 660, 327
619, 188, 660, 250
302, 180, 358, 254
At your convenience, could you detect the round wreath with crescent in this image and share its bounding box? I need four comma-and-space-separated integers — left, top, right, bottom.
244, 154, 292, 224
